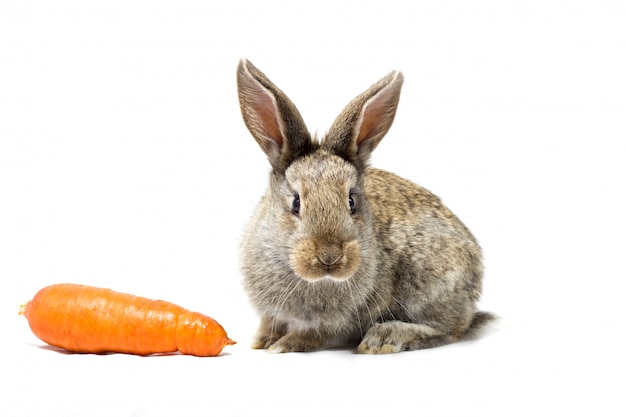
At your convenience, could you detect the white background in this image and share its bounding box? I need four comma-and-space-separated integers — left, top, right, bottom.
1, 0, 624, 416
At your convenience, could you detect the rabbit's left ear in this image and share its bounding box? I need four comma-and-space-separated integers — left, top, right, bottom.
324, 70, 404, 168
237, 59, 314, 173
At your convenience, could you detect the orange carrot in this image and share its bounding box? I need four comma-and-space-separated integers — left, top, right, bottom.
20, 283, 235, 357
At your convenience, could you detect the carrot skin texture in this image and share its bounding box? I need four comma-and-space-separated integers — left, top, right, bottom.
22, 284, 235, 356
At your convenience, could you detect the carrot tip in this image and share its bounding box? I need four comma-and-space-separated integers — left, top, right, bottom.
18, 303, 27, 316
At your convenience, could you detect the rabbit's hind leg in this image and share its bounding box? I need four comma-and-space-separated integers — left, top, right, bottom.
356, 321, 454, 354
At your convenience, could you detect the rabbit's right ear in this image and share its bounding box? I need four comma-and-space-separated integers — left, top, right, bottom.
237, 59, 313, 172
324, 70, 404, 169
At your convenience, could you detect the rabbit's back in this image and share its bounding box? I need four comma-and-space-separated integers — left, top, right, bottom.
364, 167, 484, 327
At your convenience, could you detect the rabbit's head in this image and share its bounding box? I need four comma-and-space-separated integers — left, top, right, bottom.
237, 59, 403, 283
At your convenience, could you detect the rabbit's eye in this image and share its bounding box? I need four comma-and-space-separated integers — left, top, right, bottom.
349, 195, 356, 215
292, 194, 301, 216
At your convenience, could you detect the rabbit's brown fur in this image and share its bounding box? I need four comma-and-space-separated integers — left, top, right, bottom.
237, 59, 492, 353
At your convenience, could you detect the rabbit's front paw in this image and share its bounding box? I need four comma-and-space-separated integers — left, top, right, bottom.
251, 316, 288, 349
251, 337, 272, 350
266, 331, 326, 354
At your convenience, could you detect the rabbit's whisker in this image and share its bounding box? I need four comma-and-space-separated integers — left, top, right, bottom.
394, 297, 417, 322
271, 278, 301, 344
351, 282, 376, 328
370, 287, 396, 321
346, 280, 364, 340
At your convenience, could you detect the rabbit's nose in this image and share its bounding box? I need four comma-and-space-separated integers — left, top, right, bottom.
316, 245, 343, 267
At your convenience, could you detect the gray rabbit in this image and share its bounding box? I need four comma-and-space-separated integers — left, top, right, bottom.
237, 59, 493, 354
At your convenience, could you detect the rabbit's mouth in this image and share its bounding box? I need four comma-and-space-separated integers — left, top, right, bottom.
289, 239, 361, 282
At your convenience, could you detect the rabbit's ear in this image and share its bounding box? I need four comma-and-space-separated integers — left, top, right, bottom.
324, 70, 404, 168
237, 59, 314, 172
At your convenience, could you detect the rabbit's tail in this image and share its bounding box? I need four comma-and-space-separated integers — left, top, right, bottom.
462, 311, 497, 340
